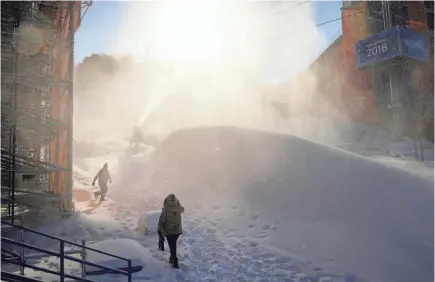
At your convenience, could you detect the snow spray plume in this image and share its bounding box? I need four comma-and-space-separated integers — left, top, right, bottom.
111, 1, 329, 134
73, 1, 341, 204
74, 1, 329, 208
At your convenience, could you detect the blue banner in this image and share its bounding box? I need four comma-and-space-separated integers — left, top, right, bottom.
356, 27, 429, 68
399, 28, 430, 62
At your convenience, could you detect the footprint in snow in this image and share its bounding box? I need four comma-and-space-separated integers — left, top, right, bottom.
257, 233, 268, 239
47, 262, 58, 268
186, 238, 196, 245
262, 224, 270, 231
318, 277, 334, 282
248, 241, 258, 248
251, 214, 259, 220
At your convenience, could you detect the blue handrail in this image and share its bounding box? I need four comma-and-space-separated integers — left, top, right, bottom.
1, 221, 133, 282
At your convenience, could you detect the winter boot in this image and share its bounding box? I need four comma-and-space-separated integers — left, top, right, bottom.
172, 258, 179, 269
169, 255, 179, 268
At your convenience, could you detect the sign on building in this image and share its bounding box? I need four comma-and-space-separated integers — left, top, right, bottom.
356, 27, 429, 68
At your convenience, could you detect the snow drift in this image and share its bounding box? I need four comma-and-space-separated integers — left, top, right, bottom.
119, 126, 434, 282
137, 210, 162, 235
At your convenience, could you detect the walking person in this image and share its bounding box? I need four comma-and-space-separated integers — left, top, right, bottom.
92, 163, 112, 201
157, 194, 184, 269
130, 127, 146, 148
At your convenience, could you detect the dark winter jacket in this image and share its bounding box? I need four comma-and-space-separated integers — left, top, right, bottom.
93, 166, 111, 187
158, 194, 184, 236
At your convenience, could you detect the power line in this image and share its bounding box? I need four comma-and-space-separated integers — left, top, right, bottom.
275, 1, 310, 15
272, 5, 392, 41
266, 11, 363, 42
316, 11, 361, 27
242, 1, 312, 32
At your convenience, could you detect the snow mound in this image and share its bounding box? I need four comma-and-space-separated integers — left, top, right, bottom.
132, 126, 433, 282
22, 237, 175, 282
137, 210, 162, 234
73, 164, 94, 180
85, 239, 145, 272
286, 117, 434, 160
84, 239, 185, 281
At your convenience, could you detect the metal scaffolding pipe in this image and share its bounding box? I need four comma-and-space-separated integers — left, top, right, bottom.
1, 1, 92, 222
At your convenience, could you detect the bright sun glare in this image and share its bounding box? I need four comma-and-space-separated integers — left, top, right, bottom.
153, 0, 224, 61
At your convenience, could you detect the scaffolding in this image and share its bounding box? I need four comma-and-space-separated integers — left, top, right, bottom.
1, 1, 91, 224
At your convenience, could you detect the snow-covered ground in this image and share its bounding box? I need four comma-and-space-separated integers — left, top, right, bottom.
370, 156, 434, 180
281, 117, 434, 180
7, 125, 433, 282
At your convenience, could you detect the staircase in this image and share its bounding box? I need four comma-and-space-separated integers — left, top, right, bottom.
1, 221, 139, 282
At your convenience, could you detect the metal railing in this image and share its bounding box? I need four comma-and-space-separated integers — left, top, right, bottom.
1, 270, 44, 282
1, 220, 133, 282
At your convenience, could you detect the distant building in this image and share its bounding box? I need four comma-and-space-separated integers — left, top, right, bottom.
270, 1, 433, 141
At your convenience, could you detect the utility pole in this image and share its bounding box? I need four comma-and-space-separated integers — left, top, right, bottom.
382, 1, 402, 139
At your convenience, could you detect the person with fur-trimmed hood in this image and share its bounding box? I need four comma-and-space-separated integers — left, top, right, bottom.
157, 194, 184, 269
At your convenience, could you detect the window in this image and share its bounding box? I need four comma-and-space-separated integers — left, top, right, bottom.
367, 1, 384, 34
343, 1, 360, 9
22, 174, 37, 182
428, 12, 434, 31
391, 1, 408, 27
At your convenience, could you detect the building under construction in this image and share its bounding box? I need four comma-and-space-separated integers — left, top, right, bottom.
1, 1, 91, 224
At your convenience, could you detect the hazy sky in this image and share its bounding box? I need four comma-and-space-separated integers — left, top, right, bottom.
75, 1, 343, 84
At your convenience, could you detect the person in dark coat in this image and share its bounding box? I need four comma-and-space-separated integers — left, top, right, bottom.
158, 194, 184, 269
92, 163, 112, 201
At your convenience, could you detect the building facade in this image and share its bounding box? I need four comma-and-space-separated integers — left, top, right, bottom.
295, 1, 433, 140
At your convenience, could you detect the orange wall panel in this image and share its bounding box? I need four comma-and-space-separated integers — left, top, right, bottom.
49, 2, 80, 196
